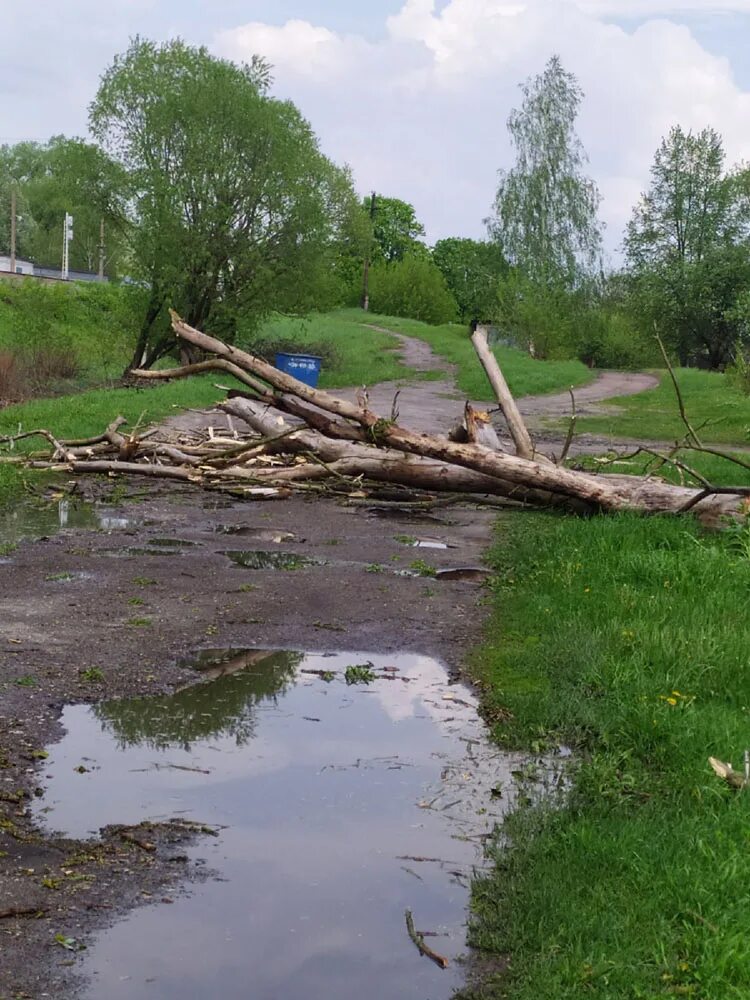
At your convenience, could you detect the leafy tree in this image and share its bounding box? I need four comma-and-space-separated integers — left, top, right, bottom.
488, 55, 602, 288
369, 255, 458, 325
90, 38, 358, 369
432, 237, 507, 320
368, 195, 427, 263
0, 138, 127, 274
625, 126, 750, 367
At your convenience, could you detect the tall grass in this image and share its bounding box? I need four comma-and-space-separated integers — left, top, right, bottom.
466, 511, 750, 999
0, 279, 141, 384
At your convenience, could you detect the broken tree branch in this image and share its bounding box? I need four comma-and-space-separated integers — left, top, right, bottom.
470, 323, 537, 461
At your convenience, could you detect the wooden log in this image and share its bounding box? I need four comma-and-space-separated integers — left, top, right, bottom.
172, 314, 625, 510
470, 324, 536, 460
218, 398, 575, 507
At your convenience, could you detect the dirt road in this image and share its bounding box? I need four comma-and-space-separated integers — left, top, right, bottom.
0, 328, 652, 997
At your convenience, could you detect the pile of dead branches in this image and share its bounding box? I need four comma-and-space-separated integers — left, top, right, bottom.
2, 312, 748, 522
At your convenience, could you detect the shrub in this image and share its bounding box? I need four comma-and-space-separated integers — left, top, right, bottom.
726, 344, 750, 394
368, 256, 459, 325
576, 310, 659, 370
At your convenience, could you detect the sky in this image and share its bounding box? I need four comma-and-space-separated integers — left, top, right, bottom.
2, 0, 750, 259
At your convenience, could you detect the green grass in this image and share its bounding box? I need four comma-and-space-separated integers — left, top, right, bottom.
336, 308, 594, 399
0, 278, 139, 381
0, 376, 235, 448
242, 312, 414, 388
573, 448, 750, 491
574, 368, 750, 447
466, 511, 750, 999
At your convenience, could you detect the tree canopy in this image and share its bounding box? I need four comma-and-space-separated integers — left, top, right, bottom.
432, 237, 507, 321
625, 126, 750, 367
90, 37, 360, 368
488, 55, 602, 288
367, 195, 427, 263
0, 137, 127, 273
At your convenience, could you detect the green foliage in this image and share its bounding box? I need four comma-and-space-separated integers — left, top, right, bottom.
368, 256, 459, 325
91, 37, 359, 369
0, 136, 128, 274
467, 512, 750, 998
575, 367, 750, 445
432, 238, 507, 321
0, 279, 142, 384
367, 195, 427, 263
625, 126, 750, 368
726, 343, 750, 394
495, 271, 577, 358
344, 663, 376, 685
488, 56, 602, 288
575, 308, 660, 370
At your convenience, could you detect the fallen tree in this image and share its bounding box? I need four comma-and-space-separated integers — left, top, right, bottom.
2, 311, 748, 523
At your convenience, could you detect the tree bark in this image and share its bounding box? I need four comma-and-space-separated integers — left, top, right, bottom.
470, 324, 537, 460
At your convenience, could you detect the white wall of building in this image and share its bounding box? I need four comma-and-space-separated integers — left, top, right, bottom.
0, 255, 34, 275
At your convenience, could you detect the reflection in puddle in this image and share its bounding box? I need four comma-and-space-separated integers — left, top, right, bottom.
0, 498, 134, 548
222, 549, 318, 570
34, 650, 554, 1000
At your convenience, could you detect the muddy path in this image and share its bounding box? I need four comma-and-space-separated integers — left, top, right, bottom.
0, 487, 502, 996
354, 324, 659, 452
0, 327, 629, 997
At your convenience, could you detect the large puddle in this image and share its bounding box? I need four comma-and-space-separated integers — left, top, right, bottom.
34, 649, 542, 999
0, 497, 133, 548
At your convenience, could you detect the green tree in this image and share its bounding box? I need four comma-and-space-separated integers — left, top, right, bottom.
432, 237, 506, 320
369, 255, 458, 325
488, 55, 602, 288
625, 126, 750, 367
368, 195, 427, 263
24, 138, 128, 274
0, 142, 46, 260
90, 38, 358, 369
0, 138, 127, 274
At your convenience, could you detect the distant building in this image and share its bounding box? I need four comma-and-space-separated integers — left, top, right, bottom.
33, 264, 107, 283
0, 257, 107, 282
0, 255, 34, 275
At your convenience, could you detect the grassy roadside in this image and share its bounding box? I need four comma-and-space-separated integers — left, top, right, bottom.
243, 312, 414, 388
465, 507, 750, 999
335, 308, 594, 400
572, 369, 750, 447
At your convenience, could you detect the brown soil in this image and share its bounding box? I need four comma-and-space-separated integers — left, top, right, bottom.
0, 328, 651, 997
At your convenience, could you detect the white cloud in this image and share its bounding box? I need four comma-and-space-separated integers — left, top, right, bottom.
578, 0, 750, 13
214, 0, 750, 255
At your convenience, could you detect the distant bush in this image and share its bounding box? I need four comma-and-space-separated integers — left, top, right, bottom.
726, 344, 750, 395
368, 256, 459, 325
576, 310, 660, 370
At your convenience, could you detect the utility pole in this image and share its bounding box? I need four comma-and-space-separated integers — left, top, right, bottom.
9, 189, 16, 274
361, 191, 377, 312
62, 212, 73, 280
98, 217, 105, 280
